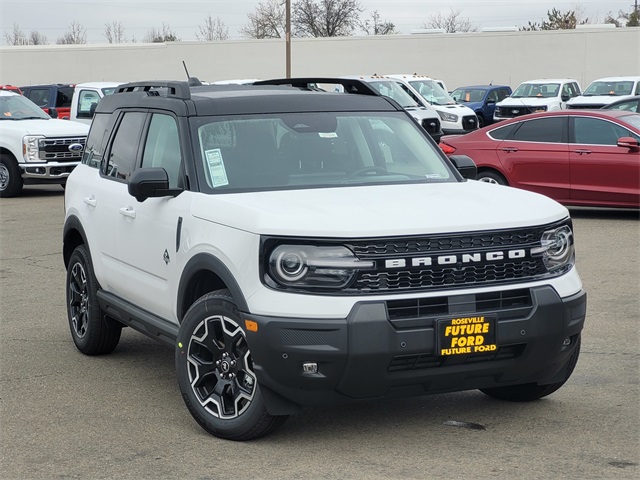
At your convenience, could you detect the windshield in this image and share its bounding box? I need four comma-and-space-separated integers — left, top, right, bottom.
367, 81, 420, 108
583, 81, 635, 96
451, 88, 486, 103
408, 80, 455, 106
192, 112, 455, 193
0, 94, 50, 120
511, 83, 560, 98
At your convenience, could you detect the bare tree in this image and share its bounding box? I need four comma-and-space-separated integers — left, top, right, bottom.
56, 21, 87, 44
104, 21, 127, 44
360, 10, 397, 35
196, 14, 229, 41
29, 31, 48, 45
143, 23, 179, 43
4, 23, 28, 45
605, 8, 640, 27
240, 0, 286, 39
293, 0, 364, 37
423, 8, 476, 33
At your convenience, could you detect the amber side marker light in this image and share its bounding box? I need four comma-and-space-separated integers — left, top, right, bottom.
245, 319, 258, 332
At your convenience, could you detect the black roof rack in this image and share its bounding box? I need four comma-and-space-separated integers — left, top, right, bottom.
254, 77, 380, 97
115, 81, 191, 100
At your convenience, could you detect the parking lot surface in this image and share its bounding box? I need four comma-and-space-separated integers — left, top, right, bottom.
1, 186, 638, 479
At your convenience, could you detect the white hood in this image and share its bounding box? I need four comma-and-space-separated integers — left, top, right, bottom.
498, 97, 557, 107
434, 104, 475, 115
0, 118, 89, 137
192, 181, 568, 237
567, 95, 635, 107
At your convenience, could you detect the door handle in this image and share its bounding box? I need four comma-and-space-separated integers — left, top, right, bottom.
501, 147, 518, 153
119, 207, 136, 219
83, 196, 97, 207
574, 149, 592, 155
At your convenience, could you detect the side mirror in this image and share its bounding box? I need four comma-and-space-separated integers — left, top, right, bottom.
49, 107, 58, 119
617, 137, 640, 152
128, 167, 182, 202
561, 94, 570, 102
486, 98, 496, 105
449, 155, 477, 180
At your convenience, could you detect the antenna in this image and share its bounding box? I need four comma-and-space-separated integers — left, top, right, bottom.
182, 61, 203, 86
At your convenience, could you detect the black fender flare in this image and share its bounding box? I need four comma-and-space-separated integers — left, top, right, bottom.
177, 253, 249, 322
62, 215, 90, 268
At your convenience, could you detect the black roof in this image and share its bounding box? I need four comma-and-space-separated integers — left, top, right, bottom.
96, 81, 400, 117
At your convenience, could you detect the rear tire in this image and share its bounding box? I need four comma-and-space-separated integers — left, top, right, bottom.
66, 245, 122, 355
476, 114, 486, 129
476, 170, 508, 185
480, 337, 581, 402
0, 154, 23, 198
176, 289, 288, 440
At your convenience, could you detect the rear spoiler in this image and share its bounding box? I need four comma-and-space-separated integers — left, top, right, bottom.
254, 77, 380, 97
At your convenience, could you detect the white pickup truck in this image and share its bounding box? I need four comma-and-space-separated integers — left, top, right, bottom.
0, 90, 88, 197
69, 82, 122, 125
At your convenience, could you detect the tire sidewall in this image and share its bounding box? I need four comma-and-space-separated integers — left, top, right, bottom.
0, 154, 23, 198
176, 293, 268, 439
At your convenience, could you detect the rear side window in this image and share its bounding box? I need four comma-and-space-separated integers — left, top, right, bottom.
82, 113, 112, 169
104, 112, 146, 181
25, 88, 50, 107
56, 87, 74, 108
488, 123, 516, 140
511, 117, 565, 143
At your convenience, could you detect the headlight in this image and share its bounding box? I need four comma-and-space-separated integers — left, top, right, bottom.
532, 225, 574, 271
23, 135, 44, 162
437, 110, 459, 122
267, 245, 374, 290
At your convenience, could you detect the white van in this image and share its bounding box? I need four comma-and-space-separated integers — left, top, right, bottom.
493, 78, 581, 122
70, 82, 123, 124
386, 74, 479, 134
566, 76, 640, 109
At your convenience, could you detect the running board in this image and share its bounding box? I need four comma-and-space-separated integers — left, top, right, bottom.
97, 290, 178, 347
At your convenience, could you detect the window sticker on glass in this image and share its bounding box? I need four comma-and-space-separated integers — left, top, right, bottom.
205, 148, 229, 187
318, 132, 338, 138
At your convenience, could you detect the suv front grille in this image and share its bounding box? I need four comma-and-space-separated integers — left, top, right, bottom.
462, 115, 478, 130
39, 137, 86, 162
342, 222, 568, 294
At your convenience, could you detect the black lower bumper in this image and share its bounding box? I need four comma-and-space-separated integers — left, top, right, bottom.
243, 286, 586, 414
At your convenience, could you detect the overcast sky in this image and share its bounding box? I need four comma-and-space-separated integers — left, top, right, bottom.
0, 0, 634, 44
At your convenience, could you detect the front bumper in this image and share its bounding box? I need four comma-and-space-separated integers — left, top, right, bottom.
20, 161, 78, 184
244, 286, 586, 413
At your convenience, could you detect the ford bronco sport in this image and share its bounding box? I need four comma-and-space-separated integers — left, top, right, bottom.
63, 79, 586, 441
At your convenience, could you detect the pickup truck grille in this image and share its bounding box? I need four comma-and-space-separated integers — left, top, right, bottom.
39, 137, 86, 162
343, 222, 569, 294
494, 106, 537, 118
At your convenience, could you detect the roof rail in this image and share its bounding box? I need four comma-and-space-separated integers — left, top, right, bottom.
254, 77, 380, 97
115, 81, 191, 100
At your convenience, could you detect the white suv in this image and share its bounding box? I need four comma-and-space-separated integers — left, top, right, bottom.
566, 76, 640, 109
494, 78, 581, 122
386, 74, 479, 134
63, 79, 586, 441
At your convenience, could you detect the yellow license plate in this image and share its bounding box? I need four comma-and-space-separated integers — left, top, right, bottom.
436, 315, 497, 356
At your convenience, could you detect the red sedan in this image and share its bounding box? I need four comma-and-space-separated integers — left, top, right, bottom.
439, 110, 640, 208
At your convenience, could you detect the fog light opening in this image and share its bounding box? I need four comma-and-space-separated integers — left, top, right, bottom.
302, 362, 318, 374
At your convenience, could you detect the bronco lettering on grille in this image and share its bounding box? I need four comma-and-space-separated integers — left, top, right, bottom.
385, 249, 527, 269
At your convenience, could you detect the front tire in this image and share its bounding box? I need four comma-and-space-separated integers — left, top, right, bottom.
176, 290, 287, 441
0, 154, 23, 198
480, 337, 581, 402
66, 244, 122, 355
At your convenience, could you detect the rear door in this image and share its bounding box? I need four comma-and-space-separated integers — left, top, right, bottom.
495, 116, 570, 201
569, 115, 640, 207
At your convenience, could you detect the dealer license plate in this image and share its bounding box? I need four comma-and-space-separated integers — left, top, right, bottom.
436, 315, 497, 356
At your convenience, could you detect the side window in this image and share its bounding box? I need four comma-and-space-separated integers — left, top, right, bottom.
498, 89, 511, 101
488, 123, 516, 140
77, 90, 101, 118
105, 112, 146, 181
57, 87, 74, 108
27, 88, 50, 107
511, 117, 565, 143
635, 83, 640, 95
141, 114, 182, 188
82, 113, 111, 169
572, 117, 639, 145
486, 90, 499, 102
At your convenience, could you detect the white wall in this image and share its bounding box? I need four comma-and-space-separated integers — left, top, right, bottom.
1, 28, 638, 91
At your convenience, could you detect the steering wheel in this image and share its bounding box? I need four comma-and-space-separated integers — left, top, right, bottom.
347, 166, 389, 178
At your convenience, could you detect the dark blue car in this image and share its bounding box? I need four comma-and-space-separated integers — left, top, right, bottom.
451, 85, 512, 128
